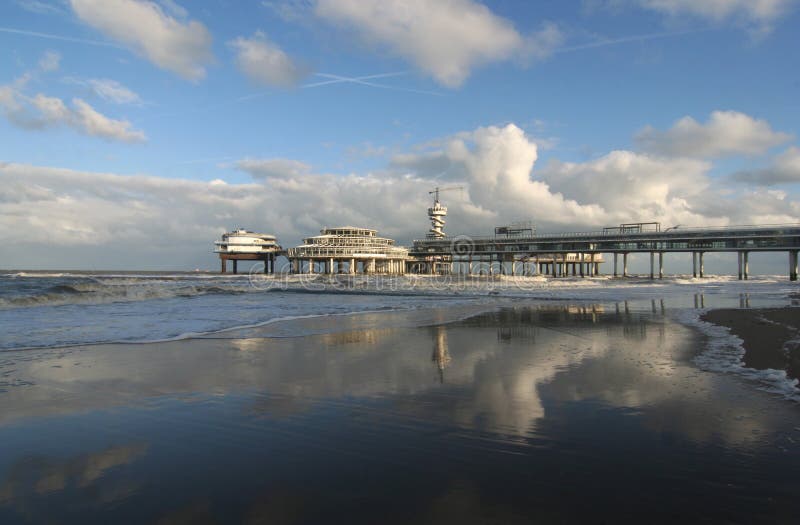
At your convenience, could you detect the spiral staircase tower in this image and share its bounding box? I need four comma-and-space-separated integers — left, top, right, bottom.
427, 200, 447, 239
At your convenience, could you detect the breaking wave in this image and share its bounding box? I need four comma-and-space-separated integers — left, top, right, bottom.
0, 279, 253, 309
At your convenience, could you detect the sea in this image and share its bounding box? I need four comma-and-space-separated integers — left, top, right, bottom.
1, 269, 797, 350
2, 269, 798, 397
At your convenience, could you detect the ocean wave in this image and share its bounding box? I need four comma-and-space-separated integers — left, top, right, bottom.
0, 280, 254, 309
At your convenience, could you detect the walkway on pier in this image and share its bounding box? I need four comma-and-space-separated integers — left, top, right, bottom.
410, 223, 800, 281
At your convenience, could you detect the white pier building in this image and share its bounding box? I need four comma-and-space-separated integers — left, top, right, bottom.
214, 228, 281, 274
287, 226, 408, 274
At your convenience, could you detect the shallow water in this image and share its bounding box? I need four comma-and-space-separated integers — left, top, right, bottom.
1, 303, 799, 524
1, 270, 796, 350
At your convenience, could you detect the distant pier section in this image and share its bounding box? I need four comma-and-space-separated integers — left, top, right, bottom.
214, 229, 282, 274
410, 222, 800, 281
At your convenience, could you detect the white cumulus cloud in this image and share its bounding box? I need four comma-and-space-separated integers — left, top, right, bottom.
229, 32, 308, 88
313, 0, 562, 87
732, 147, 800, 186
70, 0, 214, 80
635, 110, 792, 158
2, 122, 798, 268
86, 78, 142, 105
70, 98, 146, 142
391, 124, 727, 231
636, 0, 793, 35
235, 158, 312, 179
0, 54, 146, 142
64, 77, 143, 105
537, 151, 712, 225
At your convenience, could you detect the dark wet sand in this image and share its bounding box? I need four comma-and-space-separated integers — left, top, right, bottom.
702, 307, 800, 381
2, 305, 800, 524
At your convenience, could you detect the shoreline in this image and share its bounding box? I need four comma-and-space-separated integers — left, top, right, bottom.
701, 307, 800, 385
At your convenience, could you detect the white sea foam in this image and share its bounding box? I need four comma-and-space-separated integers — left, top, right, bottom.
672, 309, 800, 402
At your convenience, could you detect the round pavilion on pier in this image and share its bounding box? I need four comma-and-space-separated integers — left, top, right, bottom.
287, 226, 408, 274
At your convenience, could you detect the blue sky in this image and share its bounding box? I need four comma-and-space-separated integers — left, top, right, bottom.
1, 0, 799, 270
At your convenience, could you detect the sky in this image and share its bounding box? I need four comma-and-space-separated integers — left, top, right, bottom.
0, 0, 799, 271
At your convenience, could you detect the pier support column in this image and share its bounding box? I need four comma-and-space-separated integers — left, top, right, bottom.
699, 252, 705, 278
658, 252, 664, 279
220, 258, 226, 274
623, 253, 628, 277
737, 252, 743, 280
551, 260, 557, 278
613, 253, 618, 277
580, 254, 585, 277
328, 258, 334, 274
790, 251, 798, 281
649, 252, 654, 280
232, 260, 238, 274
692, 252, 697, 278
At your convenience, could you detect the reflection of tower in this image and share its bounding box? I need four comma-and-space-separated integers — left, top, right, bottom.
432, 326, 451, 383
426, 186, 462, 239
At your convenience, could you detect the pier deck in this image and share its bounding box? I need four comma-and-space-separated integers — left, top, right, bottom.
410, 224, 800, 280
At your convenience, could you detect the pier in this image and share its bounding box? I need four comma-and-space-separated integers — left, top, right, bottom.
213, 190, 800, 280
409, 222, 800, 280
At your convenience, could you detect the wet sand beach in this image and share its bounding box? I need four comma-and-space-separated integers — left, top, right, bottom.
2, 303, 800, 524
702, 308, 800, 382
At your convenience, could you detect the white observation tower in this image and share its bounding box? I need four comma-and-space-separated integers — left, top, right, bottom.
427, 186, 461, 239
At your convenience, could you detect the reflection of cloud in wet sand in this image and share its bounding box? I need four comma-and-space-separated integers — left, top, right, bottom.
0, 306, 791, 448
0, 442, 148, 520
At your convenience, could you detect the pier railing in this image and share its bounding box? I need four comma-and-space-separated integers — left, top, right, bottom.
412, 223, 800, 245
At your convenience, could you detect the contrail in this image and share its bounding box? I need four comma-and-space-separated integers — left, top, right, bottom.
302, 71, 409, 88
233, 71, 442, 103
554, 29, 708, 54
0, 27, 124, 49
304, 72, 444, 96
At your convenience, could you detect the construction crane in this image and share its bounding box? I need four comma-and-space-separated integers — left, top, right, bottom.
427, 186, 463, 239
429, 185, 463, 204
